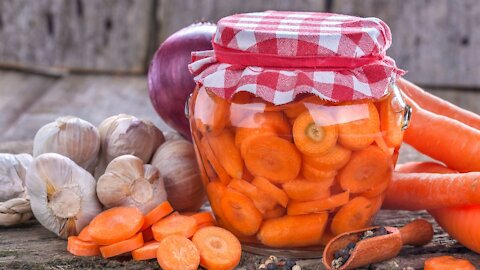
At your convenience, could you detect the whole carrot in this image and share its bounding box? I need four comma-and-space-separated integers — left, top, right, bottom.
395, 162, 455, 174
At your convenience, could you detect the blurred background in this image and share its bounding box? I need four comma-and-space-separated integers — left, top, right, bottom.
1, 0, 479, 147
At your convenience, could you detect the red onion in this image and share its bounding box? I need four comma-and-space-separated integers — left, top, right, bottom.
148, 22, 216, 141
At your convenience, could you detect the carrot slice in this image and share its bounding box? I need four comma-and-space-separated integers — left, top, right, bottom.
88, 207, 144, 245
192, 226, 242, 270
157, 235, 200, 270
206, 130, 244, 180
331, 196, 374, 235
257, 213, 328, 248
380, 92, 404, 147
320, 230, 335, 246
67, 236, 100, 257
141, 201, 174, 231
197, 222, 216, 229
194, 88, 229, 135
152, 214, 198, 241
142, 227, 155, 242
77, 225, 94, 242
338, 145, 391, 193
252, 176, 289, 208
302, 162, 337, 182
206, 182, 227, 220
360, 172, 391, 198
263, 205, 286, 220
287, 191, 350, 215
282, 178, 332, 202
220, 188, 263, 236
228, 178, 276, 214
303, 144, 351, 171
424, 256, 476, 270
366, 194, 385, 224
190, 212, 215, 227
337, 102, 380, 150
241, 135, 301, 183
284, 102, 307, 119
201, 136, 231, 184
235, 126, 276, 148
132, 240, 161, 261
293, 110, 338, 155
100, 232, 144, 258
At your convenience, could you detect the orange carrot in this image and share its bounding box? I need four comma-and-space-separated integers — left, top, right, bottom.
263, 205, 286, 220
131, 240, 161, 261
424, 255, 476, 270
201, 136, 231, 184
257, 213, 328, 248
398, 78, 480, 130
380, 92, 404, 147
77, 225, 94, 242
395, 161, 455, 174
287, 191, 349, 216
235, 126, 276, 148
282, 178, 332, 202
293, 110, 338, 155
190, 212, 215, 227
197, 222, 216, 229
194, 88, 229, 135
142, 227, 155, 242
252, 176, 289, 207
152, 214, 198, 241
303, 144, 351, 171
192, 226, 242, 270
100, 232, 144, 258
88, 207, 144, 245
206, 130, 244, 179
206, 182, 227, 221
302, 163, 337, 182
337, 102, 380, 150
141, 201, 174, 231
228, 178, 276, 214
157, 235, 200, 270
331, 196, 374, 235
67, 236, 100, 257
220, 188, 263, 236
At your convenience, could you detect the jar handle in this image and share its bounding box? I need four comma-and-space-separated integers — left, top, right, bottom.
184, 93, 193, 119
391, 83, 412, 131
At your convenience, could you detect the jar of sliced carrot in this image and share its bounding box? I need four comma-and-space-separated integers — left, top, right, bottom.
187, 11, 409, 255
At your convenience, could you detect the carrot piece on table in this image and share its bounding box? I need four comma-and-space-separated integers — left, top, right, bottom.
337, 145, 391, 193
252, 176, 289, 207
241, 135, 301, 183
100, 232, 144, 258
197, 222, 216, 229
302, 162, 337, 182
141, 201, 174, 231
331, 196, 373, 235
201, 137, 231, 184
398, 78, 480, 130
194, 88, 229, 135
394, 161, 455, 174
190, 211, 215, 227
142, 227, 155, 242
220, 188, 263, 236
67, 236, 100, 257
293, 110, 338, 155
380, 92, 404, 147
156, 235, 200, 270
287, 191, 349, 215
206, 182, 227, 220
303, 144, 351, 171
282, 178, 332, 202
77, 225, 94, 242
152, 214, 198, 241
403, 95, 480, 172
257, 213, 328, 248
228, 178, 276, 214
192, 226, 242, 270
131, 240, 161, 261
424, 255, 476, 270
263, 205, 286, 220
206, 130, 244, 180
88, 207, 144, 245
337, 102, 380, 150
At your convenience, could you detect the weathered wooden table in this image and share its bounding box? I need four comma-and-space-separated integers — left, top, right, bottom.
1, 71, 479, 269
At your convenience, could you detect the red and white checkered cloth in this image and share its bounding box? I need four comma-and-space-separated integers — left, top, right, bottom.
189, 11, 404, 105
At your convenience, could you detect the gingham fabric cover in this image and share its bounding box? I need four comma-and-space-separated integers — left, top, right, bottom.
189, 11, 404, 105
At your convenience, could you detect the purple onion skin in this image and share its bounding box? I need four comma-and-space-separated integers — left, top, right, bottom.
148, 22, 216, 141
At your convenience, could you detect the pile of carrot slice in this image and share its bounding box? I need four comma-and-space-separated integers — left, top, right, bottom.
67, 202, 242, 270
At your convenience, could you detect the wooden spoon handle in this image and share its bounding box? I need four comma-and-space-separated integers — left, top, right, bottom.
399, 219, 434, 246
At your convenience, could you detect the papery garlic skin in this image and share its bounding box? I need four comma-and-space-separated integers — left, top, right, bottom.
33, 116, 100, 172
96, 155, 167, 214
0, 153, 32, 201
26, 153, 102, 239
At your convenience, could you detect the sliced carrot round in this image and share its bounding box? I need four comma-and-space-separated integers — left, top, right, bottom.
194, 88, 229, 135
132, 240, 161, 261
152, 214, 198, 241
77, 225, 94, 242
252, 176, 289, 208
141, 201, 174, 231
338, 145, 391, 193
380, 93, 404, 147
360, 171, 392, 198
424, 256, 476, 270
220, 188, 263, 236
206, 182, 227, 221
197, 222, 216, 229
99, 232, 144, 258
263, 205, 286, 220
337, 102, 380, 150
235, 126, 276, 148
330, 196, 373, 235
287, 191, 350, 215
302, 162, 337, 182
303, 144, 351, 171
192, 226, 242, 270
157, 235, 200, 270
88, 207, 144, 245
228, 178, 276, 214
241, 135, 301, 183
67, 236, 100, 257
207, 130, 244, 180
282, 178, 332, 202
293, 110, 338, 155
201, 137, 231, 184
190, 211, 216, 227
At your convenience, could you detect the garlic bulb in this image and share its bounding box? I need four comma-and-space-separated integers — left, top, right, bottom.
96, 114, 165, 177
97, 155, 167, 214
164, 131, 184, 141
33, 116, 100, 172
26, 153, 102, 239
0, 153, 32, 201
151, 139, 206, 211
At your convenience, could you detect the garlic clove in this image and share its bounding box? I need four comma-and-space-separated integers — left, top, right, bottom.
26, 153, 102, 238
33, 116, 100, 173
0, 153, 32, 201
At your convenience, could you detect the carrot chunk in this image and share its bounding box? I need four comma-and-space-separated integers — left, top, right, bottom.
303, 144, 351, 171
424, 256, 476, 270
206, 130, 244, 179
220, 188, 263, 236
67, 236, 100, 257
190, 211, 216, 227
197, 222, 216, 229
302, 162, 337, 182
141, 201, 174, 231
257, 213, 328, 248
206, 182, 227, 220
152, 214, 198, 241
131, 240, 161, 261
194, 88, 229, 135
100, 232, 144, 258
192, 226, 242, 270
263, 205, 286, 220
235, 126, 276, 148
331, 196, 373, 235
88, 207, 144, 245
77, 225, 94, 242
287, 191, 350, 215
228, 178, 276, 214
337, 102, 380, 150
282, 178, 332, 202
252, 176, 289, 208
157, 235, 200, 270
293, 110, 338, 155
200, 136, 231, 184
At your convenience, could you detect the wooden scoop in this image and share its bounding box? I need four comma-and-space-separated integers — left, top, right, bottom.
322, 219, 434, 270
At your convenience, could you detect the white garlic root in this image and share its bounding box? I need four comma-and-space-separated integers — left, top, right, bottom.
26, 153, 102, 239
96, 155, 167, 214
33, 116, 100, 173
96, 114, 165, 177
151, 139, 206, 212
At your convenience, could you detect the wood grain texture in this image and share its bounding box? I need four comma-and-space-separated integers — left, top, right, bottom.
333, 0, 480, 88
0, 0, 153, 73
